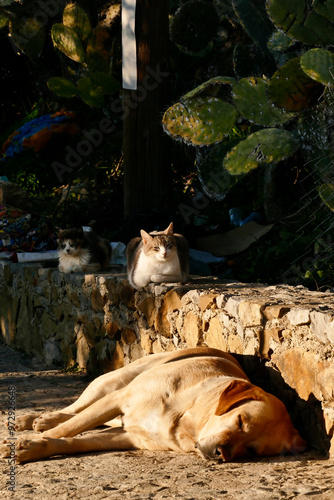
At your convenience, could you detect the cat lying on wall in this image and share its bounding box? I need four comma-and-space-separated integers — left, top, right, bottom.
126, 222, 189, 289
58, 227, 111, 273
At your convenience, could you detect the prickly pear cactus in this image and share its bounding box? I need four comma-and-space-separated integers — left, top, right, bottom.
313, 0, 334, 22
268, 58, 324, 112
232, 0, 274, 49
233, 43, 274, 78
182, 77, 236, 100
266, 0, 334, 46
0, 11, 9, 29
170, 0, 220, 53
267, 30, 295, 52
196, 143, 243, 200
232, 77, 294, 126
162, 97, 238, 146
62, 2, 92, 41
301, 48, 334, 86
51, 24, 86, 63
77, 77, 104, 108
223, 128, 297, 175
10, 17, 45, 58
317, 183, 334, 211
90, 72, 119, 95
47, 77, 79, 98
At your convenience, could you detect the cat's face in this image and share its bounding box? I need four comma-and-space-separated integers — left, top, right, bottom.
58, 228, 85, 256
140, 224, 177, 262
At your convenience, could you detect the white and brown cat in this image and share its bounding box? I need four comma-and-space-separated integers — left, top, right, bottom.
126, 222, 189, 289
58, 227, 111, 273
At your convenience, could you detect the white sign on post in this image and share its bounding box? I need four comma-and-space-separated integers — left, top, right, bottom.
122, 0, 137, 90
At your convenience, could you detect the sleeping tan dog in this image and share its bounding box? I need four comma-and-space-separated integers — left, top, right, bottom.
1, 347, 306, 463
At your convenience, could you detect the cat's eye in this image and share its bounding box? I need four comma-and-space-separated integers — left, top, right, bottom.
154, 247, 160, 251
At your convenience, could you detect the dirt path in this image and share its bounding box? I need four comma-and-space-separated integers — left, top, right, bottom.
0, 344, 333, 500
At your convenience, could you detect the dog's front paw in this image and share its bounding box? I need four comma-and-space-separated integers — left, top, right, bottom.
14, 413, 40, 431
32, 412, 71, 432
1, 438, 12, 458
3, 436, 53, 463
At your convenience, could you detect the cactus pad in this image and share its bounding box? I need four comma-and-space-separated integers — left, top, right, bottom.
266, 0, 334, 46
233, 43, 275, 78
268, 58, 323, 112
170, 0, 220, 53
232, 77, 294, 126
318, 183, 334, 211
77, 77, 104, 108
223, 128, 297, 175
162, 97, 238, 146
233, 0, 274, 49
47, 77, 79, 98
301, 49, 334, 86
182, 77, 236, 100
90, 72, 120, 95
313, 0, 334, 23
267, 30, 296, 52
10, 17, 45, 58
196, 144, 243, 200
62, 3, 91, 41
51, 24, 86, 63
0, 11, 9, 29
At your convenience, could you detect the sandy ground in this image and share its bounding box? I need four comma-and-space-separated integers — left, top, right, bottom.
0, 344, 333, 500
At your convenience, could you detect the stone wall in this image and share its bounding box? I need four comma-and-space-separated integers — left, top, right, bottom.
0, 262, 333, 457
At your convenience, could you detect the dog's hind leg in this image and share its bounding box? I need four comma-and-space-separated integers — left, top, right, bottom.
1, 427, 136, 463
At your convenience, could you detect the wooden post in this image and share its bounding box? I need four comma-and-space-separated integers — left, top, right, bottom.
122, 0, 171, 219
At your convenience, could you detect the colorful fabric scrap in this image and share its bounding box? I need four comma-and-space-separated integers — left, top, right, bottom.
1, 111, 79, 160
0, 204, 58, 253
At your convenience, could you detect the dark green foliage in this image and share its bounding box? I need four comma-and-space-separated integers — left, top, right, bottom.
196, 143, 243, 200
48, 4, 119, 108
170, 0, 220, 53
233, 0, 274, 49
166, 0, 334, 287
10, 16, 45, 58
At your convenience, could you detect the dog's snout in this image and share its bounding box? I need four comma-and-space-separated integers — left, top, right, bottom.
215, 444, 231, 462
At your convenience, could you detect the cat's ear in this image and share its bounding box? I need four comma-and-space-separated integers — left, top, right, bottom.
140, 229, 153, 244
165, 222, 173, 235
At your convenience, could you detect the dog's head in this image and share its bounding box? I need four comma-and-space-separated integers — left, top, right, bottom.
195, 380, 306, 462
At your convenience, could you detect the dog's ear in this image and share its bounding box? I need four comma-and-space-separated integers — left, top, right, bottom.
215, 380, 265, 416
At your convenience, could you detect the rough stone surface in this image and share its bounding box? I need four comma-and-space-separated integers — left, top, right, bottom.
1, 264, 334, 457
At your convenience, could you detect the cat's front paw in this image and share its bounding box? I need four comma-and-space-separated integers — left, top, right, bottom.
151, 274, 180, 283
